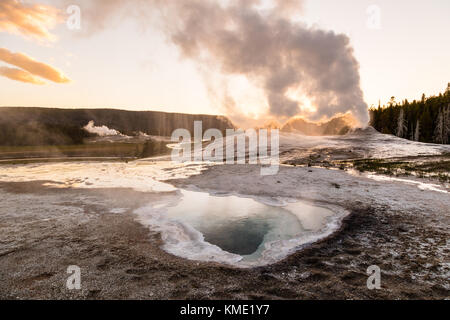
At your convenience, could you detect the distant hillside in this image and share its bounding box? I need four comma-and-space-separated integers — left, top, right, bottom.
0, 107, 234, 146
370, 84, 450, 144
281, 115, 355, 135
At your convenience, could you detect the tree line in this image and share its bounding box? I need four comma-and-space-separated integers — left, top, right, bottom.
370, 84, 450, 144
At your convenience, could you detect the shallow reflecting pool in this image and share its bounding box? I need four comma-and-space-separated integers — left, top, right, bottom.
136, 189, 346, 267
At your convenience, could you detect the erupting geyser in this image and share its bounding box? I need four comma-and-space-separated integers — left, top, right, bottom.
73, 0, 370, 127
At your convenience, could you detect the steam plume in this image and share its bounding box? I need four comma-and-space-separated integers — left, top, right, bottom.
62, 0, 370, 126
83, 121, 122, 137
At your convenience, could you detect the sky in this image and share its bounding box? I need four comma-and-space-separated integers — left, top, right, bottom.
0, 0, 449, 126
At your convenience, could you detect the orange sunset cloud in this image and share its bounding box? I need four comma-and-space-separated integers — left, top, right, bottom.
0, 66, 45, 85
0, 48, 70, 84
0, 0, 62, 41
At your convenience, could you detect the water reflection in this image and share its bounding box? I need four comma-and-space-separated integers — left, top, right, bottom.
165, 190, 334, 260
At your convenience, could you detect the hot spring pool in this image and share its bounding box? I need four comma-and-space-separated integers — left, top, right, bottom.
135, 189, 347, 267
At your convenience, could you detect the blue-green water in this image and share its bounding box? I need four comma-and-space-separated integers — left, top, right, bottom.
165, 190, 333, 258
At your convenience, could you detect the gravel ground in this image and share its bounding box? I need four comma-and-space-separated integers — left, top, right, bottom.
0, 163, 448, 299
